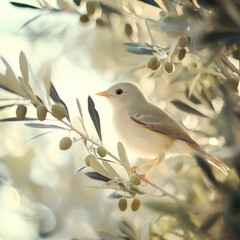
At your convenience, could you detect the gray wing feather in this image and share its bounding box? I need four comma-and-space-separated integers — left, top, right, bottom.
128, 108, 197, 145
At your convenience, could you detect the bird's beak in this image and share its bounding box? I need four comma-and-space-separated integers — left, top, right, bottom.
95, 91, 109, 97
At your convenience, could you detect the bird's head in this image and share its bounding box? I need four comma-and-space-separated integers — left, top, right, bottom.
96, 82, 146, 109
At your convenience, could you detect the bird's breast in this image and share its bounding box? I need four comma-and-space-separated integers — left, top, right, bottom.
113, 111, 173, 158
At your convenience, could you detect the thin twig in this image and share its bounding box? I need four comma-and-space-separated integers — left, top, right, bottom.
136, 173, 208, 215
219, 53, 240, 77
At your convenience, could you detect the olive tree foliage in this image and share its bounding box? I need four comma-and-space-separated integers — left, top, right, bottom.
0, 0, 240, 239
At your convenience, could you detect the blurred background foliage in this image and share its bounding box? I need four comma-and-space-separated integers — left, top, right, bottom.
0, 0, 240, 239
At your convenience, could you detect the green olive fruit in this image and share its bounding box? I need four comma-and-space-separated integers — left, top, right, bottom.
178, 48, 186, 61
85, 154, 96, 166
125, 23, 133, 37
163, 62, 175, 73
52, 103, 67, 120
174, 162, 183, 172
59, 137, 72, 150
146, 56, 160, 70
131, 197, 141, 212
37, 104, 47, 121
97, 146, 107, 157
130, 174, 141, 186
80, 15, 89, 23
96, 18, 108, 27
118, 198, 127, 211
16, 105, 27, 120
178, 35, 188, 48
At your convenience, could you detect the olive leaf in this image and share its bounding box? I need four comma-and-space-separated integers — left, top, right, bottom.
0, 117, 37, 122
0, 104, 16, 110
118, 220, 137, 240
171, 99, 209, 118
25, 123, 67, 130
88, 155, 112, 179
139, 0, 161, 8
102, 161, 121, 179
74, 166, 88, 174
185, 88, 201, 104
19, 51, 29, 84
109, 192, 124, 198
1, 57, 28, 98
85, 172, 111, 182
10, 2, 41, 9
76, 98, 83, 119
117, 142, 131, 173
88, 96, 102, 142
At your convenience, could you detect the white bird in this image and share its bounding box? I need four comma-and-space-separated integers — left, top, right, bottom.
96, 82, 229, 177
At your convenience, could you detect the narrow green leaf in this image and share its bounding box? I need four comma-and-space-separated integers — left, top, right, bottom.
76, 98, 83, 119
88, 156, 112, 179
21, 13, 45, 28
139, 0, 161, 8
109, 192, 124, 198
171, 99, 209, 118
117, 142, 130, 172
10, 2, 41, 9
201, 88, 215, 111
0, 117, 37, 122
0, 104, 16, 110
118, 220, 136, 240
0, 83, 19, 95
102, 161, 121, 179
88, 96, 102, 142
24, 123, 67, 130
25, 130, 56, 142
1, 57, 28, 98
85, 172, 111, 182
195, 155, 219, 187
185, 88, 201, 104
19, 51, 29, 83
50, 83, 70, 121
74, 166, 87, 174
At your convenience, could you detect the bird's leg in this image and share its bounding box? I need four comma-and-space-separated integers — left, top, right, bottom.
140, 158, 162, 179
130, 158, 159, 175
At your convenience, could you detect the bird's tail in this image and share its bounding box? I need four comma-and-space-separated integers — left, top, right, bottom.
190, 144, 230, 175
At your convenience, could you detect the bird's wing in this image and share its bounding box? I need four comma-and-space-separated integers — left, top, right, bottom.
129, 108, 197, 145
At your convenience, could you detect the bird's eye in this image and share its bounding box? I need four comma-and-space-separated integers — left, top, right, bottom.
115, 89, 123, 95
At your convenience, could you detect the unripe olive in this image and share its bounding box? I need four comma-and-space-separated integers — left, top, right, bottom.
16, 105, 27, 120
80, 15, 89, 23
118, 198, 127, 211
96, 18, 108, 27
37, 104, 47, 121
52, 103, 67, 120
174, 162, 183, 172
97, 146, 107, 157
178, 35, 188, 48
125, 23, 133, 37
130, 174, 141, 186
85, 154, 96, 166
131, 197, 141, 212
146, 56, 160, 70
59, 137, 72, 150
163, 62, 175, 73
178, 48, 186, 61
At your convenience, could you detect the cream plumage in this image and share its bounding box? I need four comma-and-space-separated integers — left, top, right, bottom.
96, 82, 229, 176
